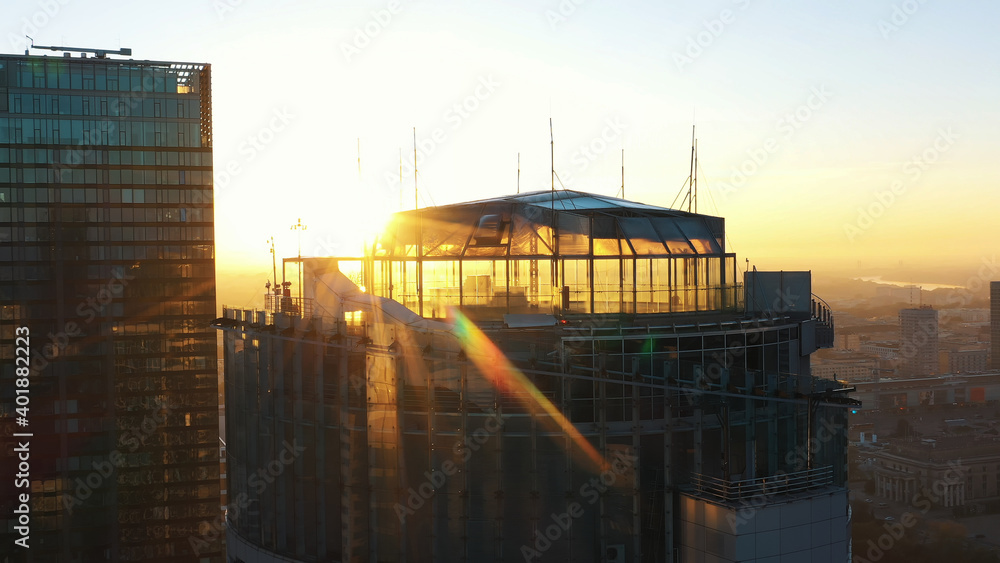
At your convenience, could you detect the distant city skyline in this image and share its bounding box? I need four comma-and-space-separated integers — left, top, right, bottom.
4, 0, 997, 293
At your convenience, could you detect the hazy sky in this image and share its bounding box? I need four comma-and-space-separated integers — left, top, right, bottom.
8, 0, 1000, 303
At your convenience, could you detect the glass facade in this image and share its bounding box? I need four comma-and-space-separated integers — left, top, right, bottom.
369, 190, 741, 319
0, 54, 219, 562
219, 305, 848, 562
219, 203, 847, 563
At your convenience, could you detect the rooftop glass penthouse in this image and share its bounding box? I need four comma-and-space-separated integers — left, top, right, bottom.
365, 189, 740, 319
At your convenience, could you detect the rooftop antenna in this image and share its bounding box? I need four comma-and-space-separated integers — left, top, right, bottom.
688, 125, 696, 213
550, 118, 555, 193
550, 118, 559, 301
517, 152, 521, 194
413, 127, 419, 210
268, 237, 278, 296
670, 125, 699, 211
413, 127, 424, 316
620, 148, 625, 199
290, 219, 307, 303
693, 137, 698, 213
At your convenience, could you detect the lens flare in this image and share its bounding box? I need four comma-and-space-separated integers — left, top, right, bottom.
450, 308, 609, 473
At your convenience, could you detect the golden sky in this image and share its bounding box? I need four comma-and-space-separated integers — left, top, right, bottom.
11, 0, 999, 301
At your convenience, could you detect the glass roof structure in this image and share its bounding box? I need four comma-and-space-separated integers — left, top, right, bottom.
366, 190, 740, 319
375, 189, 726, 259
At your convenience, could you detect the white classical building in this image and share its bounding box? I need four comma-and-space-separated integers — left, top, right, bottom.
872, 439, 1000, 510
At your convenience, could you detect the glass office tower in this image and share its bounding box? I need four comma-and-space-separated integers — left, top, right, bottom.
0, 51, 220, 562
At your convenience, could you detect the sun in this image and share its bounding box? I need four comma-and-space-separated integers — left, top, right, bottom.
306, 188, 396, 259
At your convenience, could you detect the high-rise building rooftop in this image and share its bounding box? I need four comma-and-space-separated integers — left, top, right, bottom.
218, 189, 853, 562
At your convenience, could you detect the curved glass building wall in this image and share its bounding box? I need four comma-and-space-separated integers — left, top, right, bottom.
219, 191, 852, 563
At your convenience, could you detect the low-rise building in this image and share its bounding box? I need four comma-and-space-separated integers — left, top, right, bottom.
938, 347, 989, 374
860, 341, 899, 360
872, 438, 1000, 512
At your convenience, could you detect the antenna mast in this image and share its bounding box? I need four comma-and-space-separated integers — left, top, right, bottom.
414, 127, 423, 316
687, 125, 695, 213
517, 152, 521, 194
268, 237, 277, 295
693, 138, 698, 213
621, 148, 625, 199
549, 119, 559, 302
413, 128, 418, 210
550, 118, 555, 193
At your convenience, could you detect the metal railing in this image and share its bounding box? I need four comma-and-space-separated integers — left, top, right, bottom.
812, 294, 835, 348
689, 465, 834, 502
264, 294, 314, 318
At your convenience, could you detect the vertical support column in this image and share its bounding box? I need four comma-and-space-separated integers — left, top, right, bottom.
694, 407, 703, 476
316, 341, 327, 560
426, 353, 438, 561
494, 368, 505, 563
632, 257, 637, 314
529, 381, 540, 558
459, 353, 469, 562
288, 338, 305, 555
338, 343, 354, 562
597, 353, 609, 559
619, 257, 625, 313
663, 378, 674, 562
562, 348, 575, 562
395, 351, 407, 563
767, 374, 778, 473
745, 378, 756, 480
589, 216, 595, 314
631, 360, 641, 563
367, 350, 379, 563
